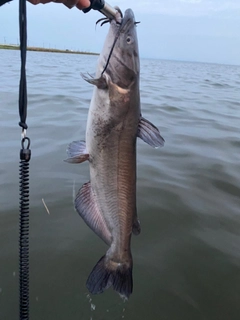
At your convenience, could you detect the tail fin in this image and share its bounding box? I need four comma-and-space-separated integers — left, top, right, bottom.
86, 255, 133, 299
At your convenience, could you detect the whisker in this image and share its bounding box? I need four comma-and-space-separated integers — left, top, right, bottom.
101, 20, 110, 27
96, 17, 110, 27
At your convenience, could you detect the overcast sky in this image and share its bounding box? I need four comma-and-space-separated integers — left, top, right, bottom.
1, 0, 240, 65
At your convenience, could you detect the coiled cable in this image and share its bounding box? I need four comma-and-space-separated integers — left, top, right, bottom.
19, 0, 30, 319
19, 138, 31, 320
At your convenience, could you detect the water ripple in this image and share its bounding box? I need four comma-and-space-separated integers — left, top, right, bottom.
1, 50, 240, 320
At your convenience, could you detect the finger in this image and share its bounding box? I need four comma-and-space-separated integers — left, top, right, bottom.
63, 0, 78, 9
76, 0, 90, 10
29, 0, 58, 4
63, 0, 90, 9
27, 0, 42, 4
28, 0, 90, 7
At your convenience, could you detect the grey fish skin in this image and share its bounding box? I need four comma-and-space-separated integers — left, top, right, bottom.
66, 8, 164, 299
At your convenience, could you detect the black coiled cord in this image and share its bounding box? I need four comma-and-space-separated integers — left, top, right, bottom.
19, 0, 30, 318
19, 138, 31, 320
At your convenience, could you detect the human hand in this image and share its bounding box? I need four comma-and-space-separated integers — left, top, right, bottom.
28, 0, 91, 10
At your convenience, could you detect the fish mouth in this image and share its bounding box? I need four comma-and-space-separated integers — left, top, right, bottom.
119, 8, 135, 29
96, 8, 134, 28
112, 8, 135, 32
96, 8, 136, 32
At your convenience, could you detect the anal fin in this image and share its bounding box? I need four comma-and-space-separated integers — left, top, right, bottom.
75, 182, 112, 245
138, 116, 165, 148
65, 140, 89, 163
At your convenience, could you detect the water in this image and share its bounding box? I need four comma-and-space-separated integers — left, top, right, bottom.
0, 49, 240, 320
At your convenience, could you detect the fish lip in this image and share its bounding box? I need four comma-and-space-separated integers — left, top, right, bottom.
121, 8, 135, 25
112, 8, 135, 30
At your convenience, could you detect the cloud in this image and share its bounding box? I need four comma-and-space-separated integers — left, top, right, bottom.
0, 0, 239, 65
180, 0, 202, 3
120, 0, 240, 17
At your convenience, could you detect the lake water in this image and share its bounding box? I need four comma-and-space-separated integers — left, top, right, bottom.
0, 48, 240, 320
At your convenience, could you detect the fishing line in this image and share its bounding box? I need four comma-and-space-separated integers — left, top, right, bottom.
101, 29, 121, 76
101, 20, 122, 76
19, 0, 30, 319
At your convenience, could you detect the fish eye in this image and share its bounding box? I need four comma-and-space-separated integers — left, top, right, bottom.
126, 36, 131, 44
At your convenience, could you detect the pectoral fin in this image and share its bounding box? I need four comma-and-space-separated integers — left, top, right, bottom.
132, 216, 141, 236
75, 182, 112, 246
138, 116, 165, 148
81, 73, 108, 89
65, 140, 89, 164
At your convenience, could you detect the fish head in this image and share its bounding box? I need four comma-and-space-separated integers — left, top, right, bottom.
99, 8, 140, 89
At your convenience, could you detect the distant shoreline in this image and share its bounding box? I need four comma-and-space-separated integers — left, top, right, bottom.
0, 44, 99, 55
